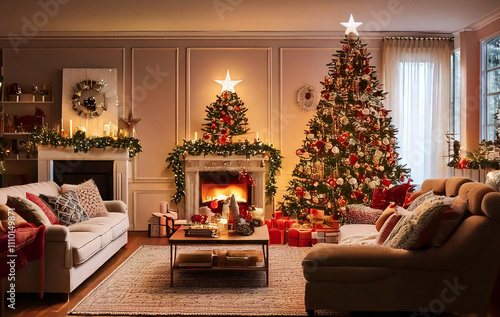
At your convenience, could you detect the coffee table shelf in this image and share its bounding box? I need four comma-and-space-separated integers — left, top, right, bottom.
169, 225, 270, 286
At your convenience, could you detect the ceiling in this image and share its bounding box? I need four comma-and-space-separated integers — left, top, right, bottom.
0, 0, 499, 36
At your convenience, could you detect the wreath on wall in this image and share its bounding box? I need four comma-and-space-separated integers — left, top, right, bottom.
297, 84, 317, 112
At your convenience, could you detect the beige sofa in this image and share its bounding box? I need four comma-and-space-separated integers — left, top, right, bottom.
0, 181, 129, 296
302, 177, 500, 316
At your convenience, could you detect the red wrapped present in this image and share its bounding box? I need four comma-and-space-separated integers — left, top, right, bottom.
265, 220, 272, 230
273, 210, 289, 220
285, 219, 297, 228
276, 219, 286, 231
288, 228, 312, 247
269, 228, 285, 244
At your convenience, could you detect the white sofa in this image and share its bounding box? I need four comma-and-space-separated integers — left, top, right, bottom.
0, 181, 129, 296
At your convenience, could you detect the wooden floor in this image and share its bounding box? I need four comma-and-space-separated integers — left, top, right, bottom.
7, 232, 169, 317
5, 232, 497, 317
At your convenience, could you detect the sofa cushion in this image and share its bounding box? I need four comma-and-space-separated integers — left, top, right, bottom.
7, 196, 51, 226
0, 204, 26, 230
69, 222, 114, 249
375, 203, 397, 231
384, 197, 453, 250
375, 213, 402, 245
345, 204, 383, 225
80, 212, 129, 239
339, 224, 378, 243
70, 231, 102, 265
371, 183, 412, 210
62, 179, 108, 218
430, 196, 468, 247
39, 191, 89, 226
26, 192, 61, 225
407, 190, 434, 212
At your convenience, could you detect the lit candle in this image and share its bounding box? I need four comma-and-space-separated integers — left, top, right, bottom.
61, 119, 64, 132
256, 132, 259, 141
194, 132, 198, 140
69, 120, 73, 138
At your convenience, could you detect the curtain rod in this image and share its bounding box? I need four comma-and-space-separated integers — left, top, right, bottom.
382, 36, 454, 41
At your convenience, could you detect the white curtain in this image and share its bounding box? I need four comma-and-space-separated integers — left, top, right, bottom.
382, 38, 451, 185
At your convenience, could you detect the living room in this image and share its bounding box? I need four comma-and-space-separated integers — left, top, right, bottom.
1, 0, 500, 316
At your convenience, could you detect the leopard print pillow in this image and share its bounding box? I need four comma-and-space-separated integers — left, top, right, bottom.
61, 179, 108, 218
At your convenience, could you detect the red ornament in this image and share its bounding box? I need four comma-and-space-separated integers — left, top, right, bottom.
221, 128, 228, 135
343, 44, 350, 51
221, 91, 229, 99
363, 67, 371, 74
321, 91, 332, 100
338, 196, 347, 206
351, 190, 363, 199
210, 200, 218, 209
220, 114, 229, 123
211, 122, 217, 130
296, 149, 304, 156
296, 187, 304, 198
220, 135, 227, 144
358, 174, 366, 182
349, 154, 358, 165
365, 86, 372, 92
327, 178, 336, 187
382, 176, 392, 188
203, 133, 211, 140
234, 106, 240, 111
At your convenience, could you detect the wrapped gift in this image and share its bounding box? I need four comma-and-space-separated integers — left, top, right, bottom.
276, 219, 287, 231
285, 219, 297, 228
265, 220, 272, 230
269, 228, 285, 244
311, 231, 326, 245
273, 210, 289, 220
149, 213, 172, 237
288, 228, 312, 247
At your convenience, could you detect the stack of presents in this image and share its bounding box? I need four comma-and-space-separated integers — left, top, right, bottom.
266, 209, 340, 246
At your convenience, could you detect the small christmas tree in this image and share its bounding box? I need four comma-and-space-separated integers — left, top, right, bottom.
279, 15, 410, 218
202, 70, 249, 143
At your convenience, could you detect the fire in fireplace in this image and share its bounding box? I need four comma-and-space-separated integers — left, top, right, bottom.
199, 172, 252, 205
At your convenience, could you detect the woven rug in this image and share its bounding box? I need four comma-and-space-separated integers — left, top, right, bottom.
70, 244, 346, 316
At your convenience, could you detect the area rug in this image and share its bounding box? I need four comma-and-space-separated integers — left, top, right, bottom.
70, 244, 347, 316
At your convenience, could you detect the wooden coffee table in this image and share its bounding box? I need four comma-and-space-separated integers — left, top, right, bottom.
169, 225, 270, 286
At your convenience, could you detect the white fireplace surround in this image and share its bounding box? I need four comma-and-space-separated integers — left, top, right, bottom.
182, 154, 268, 219
37, 145, 129, 203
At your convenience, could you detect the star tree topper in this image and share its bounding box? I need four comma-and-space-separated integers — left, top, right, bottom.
214, 70, 242, 93
341, 14, 362, 36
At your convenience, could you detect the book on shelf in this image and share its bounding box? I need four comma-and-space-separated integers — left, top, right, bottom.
176, 250, 213, 267
213, 249, 264, 267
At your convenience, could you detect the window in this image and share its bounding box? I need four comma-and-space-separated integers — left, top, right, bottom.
451, 50, 460, 141
482, 35, 500, 141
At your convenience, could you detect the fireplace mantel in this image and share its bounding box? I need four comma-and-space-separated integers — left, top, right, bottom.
182, 154, 267, 219
37, 145, 129, 203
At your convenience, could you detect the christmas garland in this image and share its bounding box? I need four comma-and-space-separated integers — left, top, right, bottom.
447, 139, 500, 170
28, 126, 142, 158
166, 139, 282, 204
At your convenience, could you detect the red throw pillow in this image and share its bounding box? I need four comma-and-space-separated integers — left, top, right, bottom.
26, 192, 61, 225
371, 183, 412, 210
403, 191, 423, 209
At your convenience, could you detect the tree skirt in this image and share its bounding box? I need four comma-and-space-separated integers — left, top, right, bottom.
70, 244, 347, 316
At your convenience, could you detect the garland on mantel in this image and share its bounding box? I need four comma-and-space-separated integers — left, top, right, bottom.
29, 126, 142, 158
166, 139, 283, 205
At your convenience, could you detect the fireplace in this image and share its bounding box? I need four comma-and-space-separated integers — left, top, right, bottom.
199, 171, 253, 206
183, 154, 267, 219
52, 160, 114, 200
37, 146, 129, 203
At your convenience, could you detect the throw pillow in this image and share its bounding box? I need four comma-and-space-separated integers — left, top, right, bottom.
7, 196, 51, 227
407, 190, 435, 212
431, 196, 468, 247
345, 204, 384, 224
0, 204, 27, 230
39, 191, 89, 226
375, 213, 402, 245
402, 191, 424, 209
61, 179, 108, 217
384, 197, 452, 250
371, 183, 413, 210
26, 192, 61, 225
375, 203, 397, 231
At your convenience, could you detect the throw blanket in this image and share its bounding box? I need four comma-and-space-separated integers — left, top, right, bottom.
0, 223, 45, 278
339, 232, 379, 246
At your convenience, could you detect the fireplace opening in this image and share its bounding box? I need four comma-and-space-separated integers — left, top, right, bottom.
199, 171, 252, 209
52, 160, 114, 200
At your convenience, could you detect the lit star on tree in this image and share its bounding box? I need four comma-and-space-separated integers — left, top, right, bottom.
214, 70, 242, 93
341, 14, 362, 36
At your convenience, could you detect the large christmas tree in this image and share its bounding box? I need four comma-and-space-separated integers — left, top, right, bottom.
279, 16, 410, 218
202, 70, 249, 144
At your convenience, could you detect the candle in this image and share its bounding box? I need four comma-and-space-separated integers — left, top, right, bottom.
256, 132, 259, 141
69, 120, 73, 138
61, 119, 64, 131
194, 132, 197, 140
